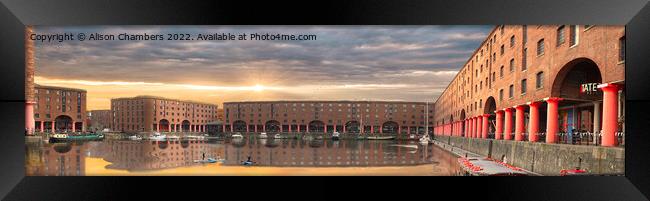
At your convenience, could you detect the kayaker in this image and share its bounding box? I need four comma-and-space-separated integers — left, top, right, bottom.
202, 152, 205, 160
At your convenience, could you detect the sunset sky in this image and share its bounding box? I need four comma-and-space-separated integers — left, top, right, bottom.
34, 26, 492, 110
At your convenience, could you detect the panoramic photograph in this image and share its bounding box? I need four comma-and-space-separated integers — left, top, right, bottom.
23, 25, 625, 176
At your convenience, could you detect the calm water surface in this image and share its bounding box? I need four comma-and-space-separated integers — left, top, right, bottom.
25, 138, 461, 176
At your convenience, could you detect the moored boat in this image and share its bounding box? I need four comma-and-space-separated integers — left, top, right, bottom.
419, 134, 431, 144
332, 132, 340, 140
128, 135, 142, 140
147, 133, 167, 141
48, 134, 69, 143
231, 133, 244, 138
259, 132, 268, 139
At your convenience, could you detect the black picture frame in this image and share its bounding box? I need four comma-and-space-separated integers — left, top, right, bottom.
1, 0, 650, 200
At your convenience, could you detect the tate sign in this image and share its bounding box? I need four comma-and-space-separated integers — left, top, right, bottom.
580, 83, 601, 94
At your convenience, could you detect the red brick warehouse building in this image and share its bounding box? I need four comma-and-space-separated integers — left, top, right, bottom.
433, 25, 625, 147
222, 101, 434, 135
31, 84, 88, 133
111, 96, 219, 133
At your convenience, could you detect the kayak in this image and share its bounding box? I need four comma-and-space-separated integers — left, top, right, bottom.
194, 158, 224, 163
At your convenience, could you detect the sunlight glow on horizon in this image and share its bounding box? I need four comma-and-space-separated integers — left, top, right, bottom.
35, 76, 440, 110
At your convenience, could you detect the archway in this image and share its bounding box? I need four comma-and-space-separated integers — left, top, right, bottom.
308, 120, 325, 133
551, 57, 604, 136
345, 121, 360, 133
483, 96, 497, 137
159, 119, 170, 132
552, 58, 603, 100
181, 120, 190, 132
232, 120, 247, 132
265, 120, 281, 133
54, 115, 73, 132
382, 121, 399, 134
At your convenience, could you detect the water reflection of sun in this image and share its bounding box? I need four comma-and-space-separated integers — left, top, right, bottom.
84, 157, 446, 176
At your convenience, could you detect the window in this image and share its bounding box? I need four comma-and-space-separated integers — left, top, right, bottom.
500, 45, 505, 55
499, 89, 504, 101
510, 35, 515, 47
557, 25, 565, 46
570, 25, 579, 46
522, 48, 527, 70
509, 85, 514, 98
536, 71, 544, 89
500, 25, 505, 35
537, 39, 544, 55
509, 59, 515, 72
619, 36, 625, 62
584, 25, 594, 30
500, 66, 504, 77
521, 79, 527, 94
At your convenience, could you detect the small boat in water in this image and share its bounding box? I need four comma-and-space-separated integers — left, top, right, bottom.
166, 135, 180, 140
231, 133, 244, 138
457, 157, 530, 176
332, 132, 341, 140
194, 158, 224, 163
148, 133, 167, 141
49, 133, 103, 143
48, 134, 69, 143
274, 134, 286, 139
128, 135, 142, 140
419, 134, 431, 144
259, 132, 268, 139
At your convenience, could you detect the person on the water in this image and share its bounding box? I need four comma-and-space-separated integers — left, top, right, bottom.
202, 152, 205, 160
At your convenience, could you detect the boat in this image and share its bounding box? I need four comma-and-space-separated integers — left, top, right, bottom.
419, 134, 431, 144
67, 133, 104, 141
457, 157, 530, 176
273, 134, 286, 139
128, 135, 142, 140
231, 133, 244, 138
241, 161, 254, 166
194, 158, 224, 163
366, 136, 395, 140
166, 135, 180, 140
148, 133, 167, 141
48, 133, 69, 143
259, 132, 268, 139
332, 132, 340, 140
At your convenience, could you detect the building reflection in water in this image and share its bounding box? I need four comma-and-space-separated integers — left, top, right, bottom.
101, 140, 224, 171
26, 138, 461, 175
222, 138, 443, 168
25, 140, 87, 176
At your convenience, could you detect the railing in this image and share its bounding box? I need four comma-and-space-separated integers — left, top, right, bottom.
493, 132, 625, 147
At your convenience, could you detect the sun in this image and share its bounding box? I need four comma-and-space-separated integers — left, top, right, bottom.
253, 84, 264, 92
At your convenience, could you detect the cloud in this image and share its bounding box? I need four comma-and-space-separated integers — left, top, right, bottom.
34, 25, 492, 107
